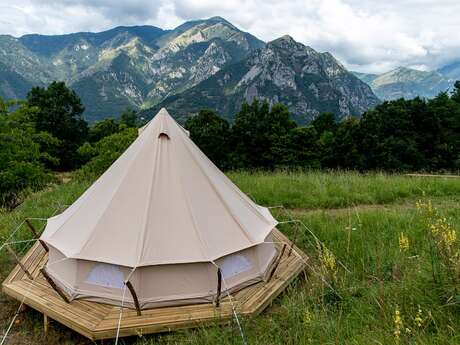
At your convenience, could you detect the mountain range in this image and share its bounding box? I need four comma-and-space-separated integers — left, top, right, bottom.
354, 64, 459, 101
145, 35, 379, 124
1, 16, 458, 124
0, 17, 379, 124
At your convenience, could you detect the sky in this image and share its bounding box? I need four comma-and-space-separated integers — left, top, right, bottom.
1, 0, 460, 74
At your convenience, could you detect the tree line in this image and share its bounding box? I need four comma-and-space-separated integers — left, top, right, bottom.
186, 83, 460, 172
1, 81, 459, 208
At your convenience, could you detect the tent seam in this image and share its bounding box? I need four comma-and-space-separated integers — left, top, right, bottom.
135, 127, 162, 267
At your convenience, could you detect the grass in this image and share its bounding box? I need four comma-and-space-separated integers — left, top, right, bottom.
1, 171, 459, 344
229, 170, 460, 209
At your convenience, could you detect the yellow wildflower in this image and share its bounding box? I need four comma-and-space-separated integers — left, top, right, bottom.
303, 309, 313, 326
320, 246, 337, 278
442, 229, 457, 247
399, 233, 410, 252
414, 306, 423, 328
394, 305, 403, 341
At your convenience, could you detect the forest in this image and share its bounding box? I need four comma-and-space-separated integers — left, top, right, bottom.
0, 81, 459, 208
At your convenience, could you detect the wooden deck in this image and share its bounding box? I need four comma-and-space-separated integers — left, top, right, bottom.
2, 229, 307, 340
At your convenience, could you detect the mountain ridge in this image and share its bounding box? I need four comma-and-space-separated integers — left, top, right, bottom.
142, 35, 380, 124
1, 17, 380, 123
354, 66, 453, 100
0, 17, 266, 121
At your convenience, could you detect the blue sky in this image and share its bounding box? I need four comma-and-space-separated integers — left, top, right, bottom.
1, 0, 459, 73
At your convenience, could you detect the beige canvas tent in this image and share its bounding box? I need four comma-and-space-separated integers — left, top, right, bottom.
39, 108, 279, 310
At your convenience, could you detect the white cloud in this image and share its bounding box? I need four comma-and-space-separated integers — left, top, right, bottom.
0, 0, 459, 73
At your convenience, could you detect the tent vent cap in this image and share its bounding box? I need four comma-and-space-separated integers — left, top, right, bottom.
158, 132, 170, 140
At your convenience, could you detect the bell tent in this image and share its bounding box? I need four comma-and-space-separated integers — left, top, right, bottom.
39, 108, 279, 309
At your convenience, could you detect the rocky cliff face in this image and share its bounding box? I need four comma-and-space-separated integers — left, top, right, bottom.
147, 35, 380, 124
0, 17, 263, 121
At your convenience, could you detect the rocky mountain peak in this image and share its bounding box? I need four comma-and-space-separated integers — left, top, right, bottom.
146, 34, 380, 124
205, 16, 236, 28
268, 35, 298, 49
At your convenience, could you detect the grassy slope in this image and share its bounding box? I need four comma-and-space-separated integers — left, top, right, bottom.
0, 171, 459, 344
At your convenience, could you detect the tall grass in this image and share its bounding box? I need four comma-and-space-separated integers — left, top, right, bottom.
0, 171, 459, 344
228, 170, 460, 209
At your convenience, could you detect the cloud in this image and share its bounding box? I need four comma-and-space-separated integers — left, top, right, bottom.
0, 0, 459, 73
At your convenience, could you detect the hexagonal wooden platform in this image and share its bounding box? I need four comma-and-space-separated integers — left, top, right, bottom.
2, 229, 307, 341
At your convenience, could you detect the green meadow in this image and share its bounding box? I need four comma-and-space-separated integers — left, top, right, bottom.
1, 171, 459, 344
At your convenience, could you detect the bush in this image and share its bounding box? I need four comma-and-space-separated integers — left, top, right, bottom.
0, 119, 51, 208
0, 161, 51, 208
77, 127, 138, 177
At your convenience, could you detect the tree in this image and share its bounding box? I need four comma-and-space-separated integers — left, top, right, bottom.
231, 100, 296, 169
311, 112, 338, 135
333, 118, 363, 169
78, 128, 138, 177
185, 110, 231, 169
88, 119, 120, 142
311, 113, 339, 168
0, 96, 7, 115
451, 81, 460, 104
274, 126, 320, 168
428, 91, 460, 170
27, 81, 88, 170
120, 108, 138, 128
0, 107, 51, 208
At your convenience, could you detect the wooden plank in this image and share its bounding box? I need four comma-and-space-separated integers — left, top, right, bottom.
94, 306, 235, 338
11, 280, 102, 325
19, 243, 45, 280
4, 242, 40, 283
267, 243, 287, 282
98, 302, 231, 322
5, 245, 34, 280
244, 260, 305, 315
2, 282, 96, 339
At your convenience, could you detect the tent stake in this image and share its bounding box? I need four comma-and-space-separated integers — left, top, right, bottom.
25, 219, 49, 252
215, 268, 222, 307
267, 243, 286, 282
40, 268, 70, 303
5, 245, 34, 280
125, 281, 141, 316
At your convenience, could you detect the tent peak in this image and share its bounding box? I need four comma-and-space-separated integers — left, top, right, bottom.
157, 108, 171, 117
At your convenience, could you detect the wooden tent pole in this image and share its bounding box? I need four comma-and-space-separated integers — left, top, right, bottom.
267, 243, 286, 282
5, 245, 34, 280
40, 268, 70, 303
215, 268, 222, 307
25, 219, 49, 252
125, 281, 142, 316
